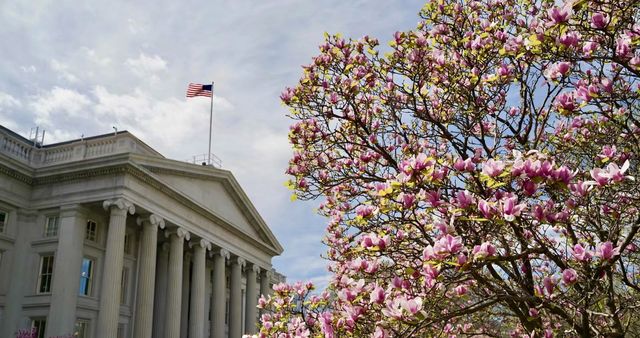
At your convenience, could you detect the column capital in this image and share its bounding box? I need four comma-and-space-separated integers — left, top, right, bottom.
103, 198, 135, 215
246, 262, 260, 274
262, 269, 273, 279
165, 227, 190, 241
137, 214, 165, 229
190, 239, 211, 250
210, 248, 230, 260
233, 256, 246, 269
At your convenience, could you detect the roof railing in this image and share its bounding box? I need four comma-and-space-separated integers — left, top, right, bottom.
187, 153, 222, 168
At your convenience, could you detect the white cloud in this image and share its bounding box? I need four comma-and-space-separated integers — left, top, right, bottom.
30, 87, 91, 126
0, 91, 21, 109
50, 59, 78, 83
124, 53, 167, 78
83, 48, 112, 66
127, 18, 145, 35
20, 65, 36, 73
0, 92, 21, 130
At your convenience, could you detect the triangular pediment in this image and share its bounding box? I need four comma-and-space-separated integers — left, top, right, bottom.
133, 158, 283, 254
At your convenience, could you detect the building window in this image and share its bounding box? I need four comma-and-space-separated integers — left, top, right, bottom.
37, 255, 54, 293
124, 233, 132, 255
120, 267, 129, 304
75, 319, 89, 338
44, 215, 59, 237
79, 257, 94, 296
31, 318, 47, 338
86, 220, 97, 242
0, 210, 7, 233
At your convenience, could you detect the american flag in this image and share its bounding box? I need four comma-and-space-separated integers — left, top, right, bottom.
186, 83, 213, 98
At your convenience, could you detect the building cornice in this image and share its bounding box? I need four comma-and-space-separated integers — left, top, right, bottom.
0, 163, 33, 185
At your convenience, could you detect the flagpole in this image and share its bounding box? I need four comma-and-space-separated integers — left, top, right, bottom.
208, 81, 214, 165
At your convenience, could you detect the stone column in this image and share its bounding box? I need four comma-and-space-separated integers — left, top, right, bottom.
259, 269, 272, 298
189, 240, 210, 338
165, 227, 190, 338
229, 256, 245, 338
46, 205, 86, 338
180, 252, 192, 338
259, 269, 273, 317
211, 248, 229, 338
153, 243, 169, 338
205, 265, 212, 337
244, 263, 259, 334
97, 199, 135, 338
134, 214, 165, 338
0, 210, 37, 338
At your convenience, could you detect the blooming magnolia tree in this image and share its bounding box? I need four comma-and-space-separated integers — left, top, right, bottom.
260, 0, 640, 336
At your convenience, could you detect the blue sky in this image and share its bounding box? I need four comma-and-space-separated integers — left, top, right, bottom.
0, 0, 425, 289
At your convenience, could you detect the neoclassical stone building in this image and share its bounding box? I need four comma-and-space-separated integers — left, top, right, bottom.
0, 125, 285, 338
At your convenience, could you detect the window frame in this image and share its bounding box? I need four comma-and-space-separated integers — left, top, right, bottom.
31, 317, 47, 338
120, 267, 129, 304
85, 219, 98, 242
0, 209, 7, 233
124, 232, 132, 255
37, 255, 54, 294
79, 257, 95, 296
44, 215, 59, 237
75, 319, 90, 338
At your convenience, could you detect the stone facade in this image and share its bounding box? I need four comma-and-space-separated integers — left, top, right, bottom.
0, 126, 285, 338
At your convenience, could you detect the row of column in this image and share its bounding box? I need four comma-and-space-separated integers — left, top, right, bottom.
94, 198, 272, 338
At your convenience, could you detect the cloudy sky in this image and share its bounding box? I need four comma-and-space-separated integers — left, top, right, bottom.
0, 0, 425, 288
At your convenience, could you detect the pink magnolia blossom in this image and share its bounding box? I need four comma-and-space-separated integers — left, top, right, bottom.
591, 12, 608, 29
356, 205, 377, 218
482, 159, 505, 177
616, 36, 632, 58
401, 297, 423, 315
434, 234, 463, 255
562, 268, 578, 285
597, 241, 621, 260
522, 180, 538, 196
398, 192, 415, 209
572, 244, 592, 261
370, 284, 385, 304
590, 160, 632, 185
558, 31, 580, 48
597, 145, 617, 161
473, 242, 497, 260
501, 196, 526, 221
543, 276, 556, 296
544, 62, 572, 80
554, 92, 577, 112
569, 181, 593, 197
547, 6, 572, 25
373, 326, 388, 338
583, 40, 599, 56
478, 199, 495, 219
453, 157, 476, 172
455, 285, 468, 296
280, 87, 295, 103
455, 190, 475, 209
